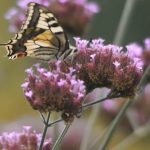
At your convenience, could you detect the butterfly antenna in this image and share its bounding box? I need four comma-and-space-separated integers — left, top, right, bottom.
0, 43, 7, 46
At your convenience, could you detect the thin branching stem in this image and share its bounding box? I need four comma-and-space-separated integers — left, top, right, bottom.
113, 0, 137, 45
39, 112, 51, 150
82, 95, 119, 110
89, 127, 108, 150
52, 124, 71, 150
38, 95, 119, 129
80, 103, 102, 150
82, 97, 108, 109
98, 65, 150, 150
48, 118, 63, 127
137, 65, 150, 89
39, 111, 46, 124
112, 121, 150, 150
37, 94, 121, 150
99, 99, 132, 150
97, 0, 141, 149
80, 90, 112, 150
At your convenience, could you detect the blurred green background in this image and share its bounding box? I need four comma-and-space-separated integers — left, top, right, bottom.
0, 0, 150, 149
0, 0, 38, 122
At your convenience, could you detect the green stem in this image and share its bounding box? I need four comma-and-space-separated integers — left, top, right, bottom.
39, 111, 46, 124
137, 65, 150, 89
98, 65, 150, 150
126, 108, 140, 130
82, 94, 119, 110
52, 124, 70, 150
39, 94, 119, 130
112, 121, 150, 150
89, 127, 108, 150
99, 99, 132, 150
98, 0, 140, 148
82, 97, 108, 109
39, 112, 51, 150
113, 0, 137, 45
80, 104, 102, 150
80, 90, 108, 150
48, 118, 62, 127
52, 114, 60, 150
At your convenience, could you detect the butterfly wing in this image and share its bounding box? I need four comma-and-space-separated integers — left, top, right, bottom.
3, 2, 69, 61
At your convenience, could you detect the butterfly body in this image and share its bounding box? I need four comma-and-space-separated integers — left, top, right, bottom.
0, 2, 76, 61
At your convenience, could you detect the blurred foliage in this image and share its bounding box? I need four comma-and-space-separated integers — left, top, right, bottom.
89, 0, 150, 45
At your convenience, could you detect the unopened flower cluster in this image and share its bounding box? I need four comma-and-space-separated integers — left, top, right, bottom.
22, 61, 86, 122
71, 38, 143, 97
5, 0, 99, 35
0, 126, 52, 150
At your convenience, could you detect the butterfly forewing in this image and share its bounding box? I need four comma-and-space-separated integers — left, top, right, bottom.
2, 2, 70, 61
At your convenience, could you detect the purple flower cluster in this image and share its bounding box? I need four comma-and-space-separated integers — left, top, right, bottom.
17, 0, 50, 9
22, 61, 86, 122
71, 38, 143, 96
142, 38, 150, 70
5, 8, 25, 33
124, 37, 150, 70
0, 126, 52, 150
48, 0, 100, 35
101, 38, 150, 126
21, 37, 149, 122
5, 0, 100, 35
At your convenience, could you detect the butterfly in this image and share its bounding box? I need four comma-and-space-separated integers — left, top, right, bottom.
0, 2, 77, 61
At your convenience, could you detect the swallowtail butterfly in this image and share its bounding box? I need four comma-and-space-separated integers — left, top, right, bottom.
0, 2, 76, 61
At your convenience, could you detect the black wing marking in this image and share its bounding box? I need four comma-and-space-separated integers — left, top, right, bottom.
2, 2, 70, 60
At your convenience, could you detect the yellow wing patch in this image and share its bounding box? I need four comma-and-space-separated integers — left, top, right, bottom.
33, 30, 53, 41
24, 30, 59, 57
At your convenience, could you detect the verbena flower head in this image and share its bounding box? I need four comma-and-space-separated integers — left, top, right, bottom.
144, 38, 150, 50
72, 38, 143, 97
49, 0, 100, 35
143, 37, 150, 70
22, 61, 86, 122
0, 126, 52, 150
17, 0, 50, 9
122, 38, 150, 71
102, 98, 124, 115
126, 43, 144, 70
5, 8, 25, 32
5, 0, 100, 35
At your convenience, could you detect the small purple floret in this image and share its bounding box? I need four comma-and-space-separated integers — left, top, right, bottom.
0, 126, 52, 150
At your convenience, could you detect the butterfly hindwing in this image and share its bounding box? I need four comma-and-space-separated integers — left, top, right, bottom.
3, 2, 69, 61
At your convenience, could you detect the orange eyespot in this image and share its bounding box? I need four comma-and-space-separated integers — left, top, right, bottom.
17, 52, 27, 58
